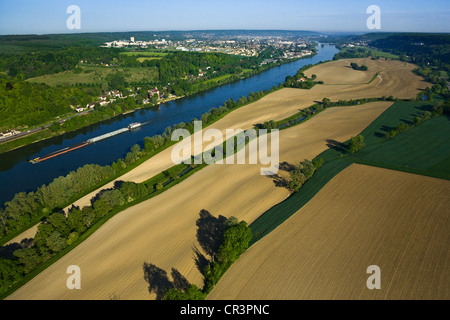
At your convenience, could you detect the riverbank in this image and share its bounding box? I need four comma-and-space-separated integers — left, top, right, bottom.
0, 53, 316, 156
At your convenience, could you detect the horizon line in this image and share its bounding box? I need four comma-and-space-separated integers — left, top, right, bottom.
1, 29, 450, 37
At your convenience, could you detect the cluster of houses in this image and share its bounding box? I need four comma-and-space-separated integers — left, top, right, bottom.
85, 90, 124, 111
0, 129, 20, 139
75, 88, 161, 113
75, 90, 125, 112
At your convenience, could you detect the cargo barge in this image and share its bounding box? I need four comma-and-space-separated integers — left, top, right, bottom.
30, 122, 141, 164
30, 141, 89, 164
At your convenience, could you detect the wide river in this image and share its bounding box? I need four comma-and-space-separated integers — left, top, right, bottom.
0, 43, 339, 205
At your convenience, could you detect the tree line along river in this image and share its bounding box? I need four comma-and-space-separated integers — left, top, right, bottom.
0, 43, 339, 206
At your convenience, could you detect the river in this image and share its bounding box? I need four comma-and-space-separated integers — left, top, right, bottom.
0, 43, 339, 205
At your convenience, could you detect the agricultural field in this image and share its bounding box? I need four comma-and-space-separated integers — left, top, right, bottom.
350, 115, 450, 179
120, 51, 169, 63
208, 164, 450, 300
315, 100, 450, 180
120, 51, 170, 57
305, 57, 406, 85
208, 100, 450, 300
250, 100, 449, 244
26, 66, 158, 86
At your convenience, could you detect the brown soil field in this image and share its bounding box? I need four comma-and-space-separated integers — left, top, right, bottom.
6, 102, 393, 300
207, 164, 450, 300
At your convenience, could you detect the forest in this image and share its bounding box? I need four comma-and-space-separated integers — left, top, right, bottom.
0, 34, 296, 134
370, 33, 450, 72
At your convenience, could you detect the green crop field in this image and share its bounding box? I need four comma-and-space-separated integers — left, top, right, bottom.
202, 74, 233, 84
137, 57, 163, 62
27, 66, 159, 86
349, 115, 450, 180
359, 101, 435, 145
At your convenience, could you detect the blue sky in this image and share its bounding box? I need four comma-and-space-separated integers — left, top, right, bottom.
0, 0, 449, 35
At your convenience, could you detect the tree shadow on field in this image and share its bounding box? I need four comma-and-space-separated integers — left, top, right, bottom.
326, 139, 348, 153
416, 104, 434, 112
192, 246, 210, 276
195, 209, 228, 260
142, 209, 231, 299
266, 161, 295, 188
142, 263, 191, 300
374, 125, 395, 138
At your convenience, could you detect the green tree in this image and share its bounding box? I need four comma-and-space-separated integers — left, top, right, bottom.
66, 232, 79, 246
217, 221, 253, 263
47, 212, 70, 238
152, 93, 159, 104
164, 284, 206, 300
13, 248, 41, 273
82, 207, 97, 228
313, 157, 324, 169
348, 135, 365, 154
46, 231, 68, 252
93, 189, 125, 216
0, 258, 23, 291
322, 98, 331, 107
413, 116, 422, 127
385, 129, 398, 140
396, 122, 409, 133
287, 160, 317, 192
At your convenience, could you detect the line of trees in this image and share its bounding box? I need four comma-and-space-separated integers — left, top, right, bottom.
287, 159, 322, 192
385, 99, 450, 140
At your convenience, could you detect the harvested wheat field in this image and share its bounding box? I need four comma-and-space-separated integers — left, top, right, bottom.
207, 164, 450, 300
6, 101, 394, 300
304, 58, 401, 85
